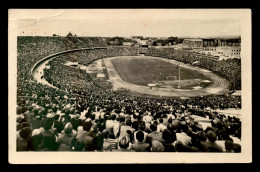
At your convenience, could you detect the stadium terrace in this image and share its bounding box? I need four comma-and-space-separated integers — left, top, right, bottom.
16, 35, 241, 152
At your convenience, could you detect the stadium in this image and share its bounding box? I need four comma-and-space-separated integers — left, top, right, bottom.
16, 35, 241, 152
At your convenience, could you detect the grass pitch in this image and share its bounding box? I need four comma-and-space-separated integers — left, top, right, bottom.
111, 56, 207, 87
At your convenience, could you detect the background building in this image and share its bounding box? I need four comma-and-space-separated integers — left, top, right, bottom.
183, 39, 203, 49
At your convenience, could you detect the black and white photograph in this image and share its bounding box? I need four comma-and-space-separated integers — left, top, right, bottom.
8, 9, 252, 164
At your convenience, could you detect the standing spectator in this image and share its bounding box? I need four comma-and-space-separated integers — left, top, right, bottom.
113, 117, 121, 138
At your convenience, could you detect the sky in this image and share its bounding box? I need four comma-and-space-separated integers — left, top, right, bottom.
10, 9, 241, 38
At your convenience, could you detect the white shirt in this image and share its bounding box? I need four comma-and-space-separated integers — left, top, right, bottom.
176, 132, 192, 146
157, 123, 167, 132
143, 115, 153, 123
168, 113, 175, 120
94, 111, 101, 120
106, 120, 114, 130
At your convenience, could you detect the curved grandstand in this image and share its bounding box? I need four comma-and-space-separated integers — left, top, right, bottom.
16, 36, 241, 152
31, 49, 230, 98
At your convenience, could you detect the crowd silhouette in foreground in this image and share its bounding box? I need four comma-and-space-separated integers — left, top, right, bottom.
16, 37, 241, 152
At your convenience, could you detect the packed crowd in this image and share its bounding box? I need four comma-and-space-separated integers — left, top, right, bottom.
17, 95, 241, 152
16, 37, 241, 152
146, 48, 241, 90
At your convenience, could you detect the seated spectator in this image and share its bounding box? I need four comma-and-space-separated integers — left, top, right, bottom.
103, 130, 118, 151
225, 140, 241, 153
119, 119, 135, 138
199, 130, 223, 152
232, 143, 241, 153
57, 122, 75, 147
131, 131, 150, 152
30, 132, 43, 151
132, 115, 141, 131
58, 144, 72, 151
176, 124, 192, 146
134, 122, 148, 143
74, 140, 85, 151
151, 140, 165, 152
112, 136, 134, 152
157, 118, 167, 132
160, 129, 176, 152
39, 131, 58, 151
17, 127, 32, 151
147, 124, 164, 143
76, 121, 95, 141
105, 115, 115, 131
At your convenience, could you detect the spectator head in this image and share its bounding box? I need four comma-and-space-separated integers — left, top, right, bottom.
233, 143, 241, 153
64, 122, 73, 134
174, 141, 185, 152
111, 115, 116, 121
43, 118, 53, 131
120, 116, 125, 123
31, 133, 43, 151
108, 130, 115, 139
137, 115, 142, 121
136, 131, 144, 142
162, 129, 174, 143
83, 121, 92, 132
181, 124, 188, 133
74, 140, 85, 151
21, 122, 30, 129
138, 121, 146, 131
16, 115, 24, 123
71, 118, 80, 130
41, 134, 56, 150
119, 136, 130, 149
90, 114, 95, 121
126, 130, 133, 135
19, 127, 32, 140
225, 140, 234, 152
54, 114, 60, 121
150, 124, 157, 132
125, 119, 131, 126
116, 117, 120, 122
205, 127, 214, 134
207, 130, 217, 143
159, 118, 163, 124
